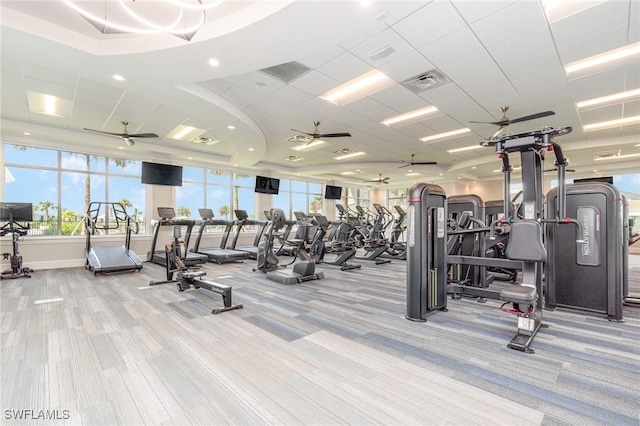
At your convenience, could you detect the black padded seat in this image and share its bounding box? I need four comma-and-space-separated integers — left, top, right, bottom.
500, 285, 537, 304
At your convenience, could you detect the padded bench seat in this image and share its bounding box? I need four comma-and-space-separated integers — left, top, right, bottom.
500, 285, 537, 305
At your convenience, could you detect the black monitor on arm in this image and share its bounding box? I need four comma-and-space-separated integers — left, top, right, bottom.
0, 202, 33, 223
157, 207, 175, 220
234, 209, 249, 221
198, 208, 214, 220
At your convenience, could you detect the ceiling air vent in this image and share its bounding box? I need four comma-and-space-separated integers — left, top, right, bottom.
400, 69, 450, 94
593, 149, 621, 161
282, 155, 304, 162
190, 136, 219, 146
259, 61, 312, 83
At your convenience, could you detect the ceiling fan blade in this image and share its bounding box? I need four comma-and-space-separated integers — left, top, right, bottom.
291, 128, 317, 137
318, 132, 351, 138
469, 120, 503, 125
84, 128, 124, 137
128, 133, 159, 138
363, 180, 378, 183
383, 181, 389, 184
398, 163, 410, 168
412, 161, 438, 165
507, 111, 555, 125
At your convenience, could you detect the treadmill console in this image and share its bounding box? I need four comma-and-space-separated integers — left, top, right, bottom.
198, 208, 214, 220
294, 211, 306, 222
235, 209, 249, 220
264, 210, 271, 220
157, 207, 175, 219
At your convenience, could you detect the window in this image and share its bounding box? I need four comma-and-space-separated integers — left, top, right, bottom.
3, 144, 145, 236
273, 180, 324, 219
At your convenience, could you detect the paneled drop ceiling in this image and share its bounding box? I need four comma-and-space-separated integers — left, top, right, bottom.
1, 0, 638, 188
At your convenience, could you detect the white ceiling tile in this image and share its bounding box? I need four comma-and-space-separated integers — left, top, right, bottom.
418, 114, 466, 133
630, 18, 640, 44
23, 78, 75, 99
393, 122, 432, 138
21, 62, 77, 88
197, 78, 232, 95
276, 107, 314, 123
568, 66, 628, 100
316, 52, 372, 82
2, 107, 30, 122
349, 27, 415, 67
368, 84, 418, 105
220, 86, 262, 108
450, 0, 515, 24
549, 0, 631, 46
268, 85, 313, 106
392, 1, 467, 49
470, 1, 546, 47
234, 72, 286, 96
221, 73, 249, 85
557, 24, 629, 65
297, 45, 346, 69
338, 25, 386, 51
478, 94, 529, 120
419, 27, 484, 67
342, 96, 384, 115
289, 70, 339, 96
360, 105, 401, 122
387, 95, 435, 114
622, 100, 640, 116
297, 96, 337, 116
501, 49, 563, 80
245, 97, 289, 122
419, 82, 468, 105
580, 104, 624, 123
488, 25, 556, 67
376, 50, 435, 82
438, 50, 498, 82
456, 68, 509, 95
468, 82, 521, 107
512, 66, 568, 95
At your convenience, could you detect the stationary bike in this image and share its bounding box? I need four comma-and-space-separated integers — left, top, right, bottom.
1, 204, 33, 280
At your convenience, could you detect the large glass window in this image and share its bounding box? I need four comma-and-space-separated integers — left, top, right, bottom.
3, 144, 145, 236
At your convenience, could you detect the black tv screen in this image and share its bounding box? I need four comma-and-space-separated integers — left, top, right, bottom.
255, 176, 280, 195
325, 185, 342, 200
141, 162, 183, 186
573, 176, 614, 185
0, 202, 33, 222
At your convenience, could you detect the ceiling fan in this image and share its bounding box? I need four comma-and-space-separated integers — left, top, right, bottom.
399, 154, 437, 168
291, 121, 351, 143
364, 174, 390, 184
84, 121, 159, 146
470, 106, 555, 129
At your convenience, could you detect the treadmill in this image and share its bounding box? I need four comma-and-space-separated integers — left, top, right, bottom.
147, 207, 208, 267
85, 202, 143, 275
192, 209, 249, 264
228, 209, 267, 260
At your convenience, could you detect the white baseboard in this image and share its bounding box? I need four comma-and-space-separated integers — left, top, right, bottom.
18, 259, 86, 271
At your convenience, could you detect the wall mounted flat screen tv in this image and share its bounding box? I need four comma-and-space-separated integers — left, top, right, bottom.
324, 185, 342, 200
573, 176, 614, 185
141, 162, 183, 186
255, 176, 280, 195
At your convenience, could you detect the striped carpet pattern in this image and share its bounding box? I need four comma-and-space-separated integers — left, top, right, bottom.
1, 255, 639, 425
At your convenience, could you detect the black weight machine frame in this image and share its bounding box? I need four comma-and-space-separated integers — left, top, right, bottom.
149, 233, 243, 315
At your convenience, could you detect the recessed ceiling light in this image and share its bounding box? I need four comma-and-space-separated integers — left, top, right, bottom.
118, 146, 124, 150
320, 70, 393, 105
111, 74, 126, 81
447, 144, 483, 153
359, 0, 372, 6
541, 0, 606, 23
255, 82, 267, 89
248, 148, 254, 151
421, 128, 471, 143
208, 58, 220, 67
583, 115, 640, 132
23, 132, 31, 136
593, 170, 598, 172
406, 172, 420, 176
565, 42, 640, 75
27, 91, 72, 117
227, 125, 236, 130
187, 157, 193, 160
340, 171, 355, 175
234, 164, 238, 167
439, 173, 443, 176
381, 105, 439, 126
576, 88, 640, 110
167, 125, 206, 140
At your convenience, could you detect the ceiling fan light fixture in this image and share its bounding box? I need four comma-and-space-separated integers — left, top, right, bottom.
381, 105, 439, 126
334, 151, 366, 160
125, 138, 135, 147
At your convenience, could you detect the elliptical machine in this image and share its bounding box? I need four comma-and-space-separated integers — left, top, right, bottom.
1, 202, 33, 280
254, 208, 324, 284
